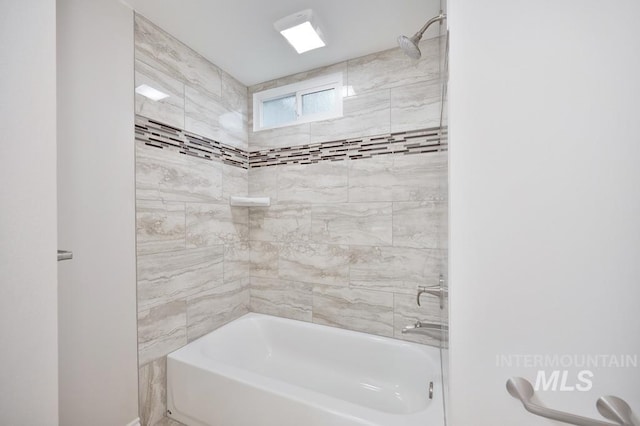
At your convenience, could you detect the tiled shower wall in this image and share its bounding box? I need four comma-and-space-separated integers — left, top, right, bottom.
133, 13, 447, 425
133, 15, 250, 426
247, 35, 448, 347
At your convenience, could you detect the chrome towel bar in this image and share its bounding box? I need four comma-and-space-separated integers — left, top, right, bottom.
507, 377, 638, 426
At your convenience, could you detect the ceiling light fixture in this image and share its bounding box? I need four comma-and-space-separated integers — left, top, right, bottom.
135, 84, 170, 101
274, 9, 326, 54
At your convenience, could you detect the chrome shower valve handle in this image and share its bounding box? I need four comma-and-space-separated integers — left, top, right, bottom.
416, 274, 448, 309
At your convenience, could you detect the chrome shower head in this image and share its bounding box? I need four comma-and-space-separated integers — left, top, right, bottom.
398, 13, 446, 59
397, 35, 422, 59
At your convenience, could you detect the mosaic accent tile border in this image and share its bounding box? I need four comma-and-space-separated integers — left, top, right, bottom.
135, 115, 249, 169
135, 115, 447, 169
249, 127, 448, 168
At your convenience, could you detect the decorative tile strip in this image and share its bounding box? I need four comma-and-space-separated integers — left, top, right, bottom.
135, 115, 249, 169
135, 115, 447, 169
248, 127, 448, 168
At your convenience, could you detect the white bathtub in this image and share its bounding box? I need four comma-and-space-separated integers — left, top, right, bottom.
167, 313, 444, 426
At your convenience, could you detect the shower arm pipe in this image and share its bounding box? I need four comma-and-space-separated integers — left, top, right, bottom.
411, 13, 447, 41
507, 377, 638, 426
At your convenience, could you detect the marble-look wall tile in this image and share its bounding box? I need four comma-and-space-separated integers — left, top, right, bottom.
186, 279, 250, 341
248, 166, 278, 203
249, 241, 279, 278
137, 246, 224, 312
311, 203, 393, 245
185, 203, 248, 247
350, 246, 446, 294
224, 241, 251, 284
312, 286, 394, 337
279, 243, 350, 286
250, 277, 312, 321
440, 96, 448, 128
246, 99, 254, 137
139, 357, 167, 426
348, 153, 448, 203
390, 80, 443, 133
184, 86, 227, 142
311, 160, 454, 207
136, 200, 185, 255
219, 109, 248, 150
185, 86, 248, 150
221, 70, 248, 115
278, 161, 348, 204
441, 289, 449, 350
392, 201, 447, 249
138, 300, 187, 366
348, 37, 443, 95
135, 60, 185, 130
393, 293, 446, 346
136, 142, 223, 203
309, 89, 390, 143
249, 123, 311, 151
348, 156, 395, 202
280, 61, 348, 89
222, 164, 248, 201
135, 14, 221, 99
392, 152, 448, 201
248, 62, 347, 95
249, 204, 311, 242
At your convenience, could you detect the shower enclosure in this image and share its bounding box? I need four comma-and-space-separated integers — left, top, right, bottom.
130, 1, 452, 424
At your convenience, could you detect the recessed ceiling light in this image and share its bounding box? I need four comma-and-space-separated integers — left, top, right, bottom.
135, 84, 169, 101
274, 9, 326, 54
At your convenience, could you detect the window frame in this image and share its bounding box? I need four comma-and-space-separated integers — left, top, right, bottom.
253, 72, 344, 132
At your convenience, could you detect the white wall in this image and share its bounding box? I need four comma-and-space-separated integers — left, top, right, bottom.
0, 1, 58, 424
449, 0, 640, 424
57, 0, 139, 424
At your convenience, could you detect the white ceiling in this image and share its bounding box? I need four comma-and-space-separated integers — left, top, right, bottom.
124, 0, 444, 86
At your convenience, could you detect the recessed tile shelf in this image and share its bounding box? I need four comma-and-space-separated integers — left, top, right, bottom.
135, 114, 447, 170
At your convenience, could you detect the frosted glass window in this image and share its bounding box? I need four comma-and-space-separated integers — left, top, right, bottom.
262, 95, 296, 128
253, 72, 343, 131
302, 88, 336, 116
